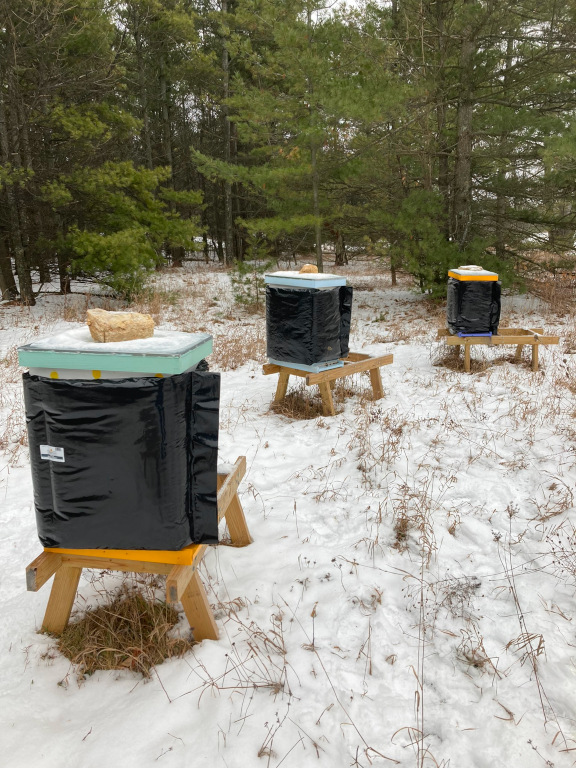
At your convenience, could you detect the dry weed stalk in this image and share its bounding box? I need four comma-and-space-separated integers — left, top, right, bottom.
546, 520, 576, 586
346, 403, 414, 488
498, 528, 573, 755
531, 475, 574, 522
176, 601, 294, 709
280, 597, 400, 765
0, 348, 28, 465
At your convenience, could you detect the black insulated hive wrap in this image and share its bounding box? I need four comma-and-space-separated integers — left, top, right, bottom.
23, 370, 220, 550
266, 285, 353, 365
446, 278, 501, 335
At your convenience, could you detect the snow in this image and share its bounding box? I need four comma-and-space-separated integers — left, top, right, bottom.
1, 265, 575, 767
20, 327, 211, 356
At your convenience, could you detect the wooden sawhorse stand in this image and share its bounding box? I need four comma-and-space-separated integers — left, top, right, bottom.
25, 456, 251, 642
438, 328, 559, 373
263, 351, 393, 417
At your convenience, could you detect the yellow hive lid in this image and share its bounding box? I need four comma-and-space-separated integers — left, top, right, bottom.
448, 265, 498, 281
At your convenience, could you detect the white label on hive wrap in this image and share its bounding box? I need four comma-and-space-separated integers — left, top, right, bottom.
40, 445, 65, 462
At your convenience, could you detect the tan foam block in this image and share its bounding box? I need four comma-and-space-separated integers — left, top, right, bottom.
299, 264, 319, 273
86, 308, 155, 343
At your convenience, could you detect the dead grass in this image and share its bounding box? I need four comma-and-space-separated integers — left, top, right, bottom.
546, 520, 576, 586
392, 513, 413, 552
269, 382, 348, 420
130, 286, 181, 324
372, 324, 414, 344
53, 582, 193, 679
211, 324, 266, 371
432, 347, 538, 374
60, 293, 120, 323
270, 389, 328, 420
526, 274, 576, 315
0, 345, 28, 462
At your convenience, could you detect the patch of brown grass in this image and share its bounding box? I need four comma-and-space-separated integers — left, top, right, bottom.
526, 275, 576, 315
434, 346, 540, 373
431, 349, 487, 373
372, 324, 413, 344
270, 378, 362, 419
211, 324, 266, 371
270, 389, 330, 420
130, 286, 181, 325
61, 293, 119, 323
55, 583, 193, 679
392, 513, 412, 552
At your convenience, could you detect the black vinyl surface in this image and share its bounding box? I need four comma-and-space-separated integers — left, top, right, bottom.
266, 285, 353, 365
23, 370, 220, 550
446, 278, 501, 335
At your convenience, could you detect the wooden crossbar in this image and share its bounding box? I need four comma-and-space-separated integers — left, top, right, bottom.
437, 328, 559, 372
263, 351, 393, 416
25, 456, 251, 642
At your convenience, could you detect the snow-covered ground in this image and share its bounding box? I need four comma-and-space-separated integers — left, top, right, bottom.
1, 263, 575, 767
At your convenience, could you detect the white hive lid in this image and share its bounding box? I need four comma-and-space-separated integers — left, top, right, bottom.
18, 328, 213, 375
448, 265, 498, 279
264, 271, 346, 288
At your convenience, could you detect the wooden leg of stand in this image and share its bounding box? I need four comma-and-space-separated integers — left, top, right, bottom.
532, 343, 539, 371
464, 344, 471, 373
26, 552, 63, 592
225, 493, 252, 547
42, 566, 82, 634
166, 565, 195, 603
318, 381, 335, 416
369, 367, 384, 400
181, 570, 218, 641
514, 344, 523, 362
274, 371, 290, 402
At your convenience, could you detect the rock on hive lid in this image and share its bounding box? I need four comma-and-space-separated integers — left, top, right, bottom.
264, 271, 346, 288
448, 265, 498, 281
18, 327, 213, 375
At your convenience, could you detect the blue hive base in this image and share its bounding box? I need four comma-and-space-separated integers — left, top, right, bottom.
268, 358, 344, 373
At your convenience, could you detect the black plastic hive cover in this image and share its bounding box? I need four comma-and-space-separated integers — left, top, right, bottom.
266, 285, 353, 365
23, 370, 220, 550
446, 278, 501, 335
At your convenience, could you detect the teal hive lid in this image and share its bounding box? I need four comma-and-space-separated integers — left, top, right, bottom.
264, 271, 346, 289
18, 328, 213, 375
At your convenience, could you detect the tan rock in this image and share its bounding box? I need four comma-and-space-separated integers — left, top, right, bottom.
299, 264, 319, 274
86, 308, 155, 343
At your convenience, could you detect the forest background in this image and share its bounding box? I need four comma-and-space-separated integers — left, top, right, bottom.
1, 0, 576, 304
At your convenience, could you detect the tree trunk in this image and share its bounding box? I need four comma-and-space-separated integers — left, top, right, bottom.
0, 82, 34, 304
495, 37, 514, 261
0, 238, 18, 299
311, 143, 323, 272
307, 7, 323, 273
334, 231, 348, 266
171, 246, 184, 268
159, 55, 173, 169
17, 102, 50, 284
435, 1, 451, 240
453, 8, 475, 250
222, 0, 235, 265
58, 250, 71, 294
135, 23, 153, 170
